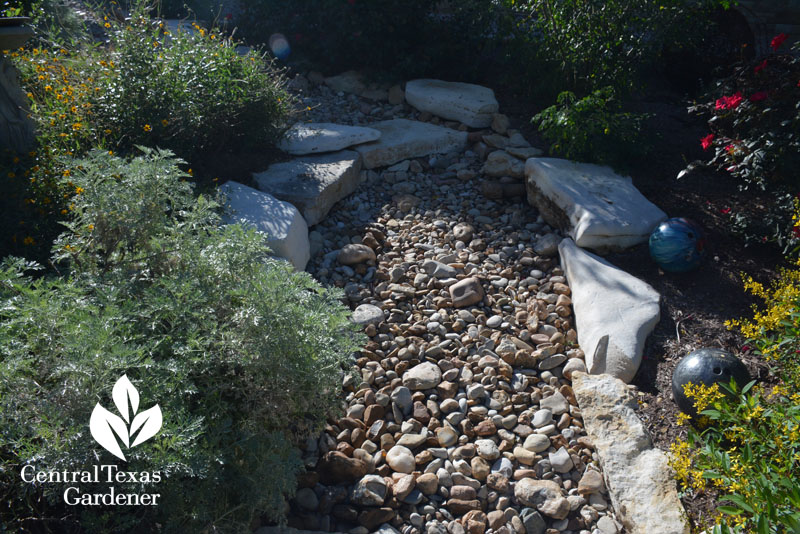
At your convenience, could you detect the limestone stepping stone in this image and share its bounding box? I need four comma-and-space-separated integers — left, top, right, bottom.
559, 238, 659, 383
278, 122, 381, 155
354, 119, 468, 169
405, 79, 499, 128
525, 158, 667, 252
219, 181, 310, 271
253, 150, 362, 226
573, 372, 689, 534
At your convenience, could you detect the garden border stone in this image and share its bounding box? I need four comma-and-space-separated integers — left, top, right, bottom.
572, 372, 689, 534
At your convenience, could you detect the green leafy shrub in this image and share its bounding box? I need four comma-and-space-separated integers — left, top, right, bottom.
2, 1, 292, 259
669, 266, 800, 533
513, 0, 718, 95
532, 86, 651, 171
0, 149, 361, 532
690, 37, 800, 253
238, 0, 514, 81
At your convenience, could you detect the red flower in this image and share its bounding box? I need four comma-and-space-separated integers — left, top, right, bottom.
741, 345, 751, 352
720, 207, 731, 214
771, 33, 788, 50
793, 226, 800, 238
749, 91, 768, 102
754, 59, 768, 73
701, 133, 714, 151
225, 12, 232, 20
715, 92, 743, 110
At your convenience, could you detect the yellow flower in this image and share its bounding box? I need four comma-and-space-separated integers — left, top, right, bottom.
72, 122, 82, 131
87, 224, 94, 231
104, 22, 111, 28
23, 236, 34, 245
75, 187, 84, 195
7, 171, 16, 178
104, 129, 112, 135
187, 168, 193, 176
161, 119, 168, 126
143, 124, 152, 132
63, 169, 70, 177
44, 85, 53, 92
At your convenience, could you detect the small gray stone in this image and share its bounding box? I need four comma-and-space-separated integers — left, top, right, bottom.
403, 362, 442, 390
352, 304, 384, 326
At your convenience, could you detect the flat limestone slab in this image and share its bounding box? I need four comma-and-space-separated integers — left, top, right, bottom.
572, 373, 689, 534
525, 158, 667, 252
354, 119, 468, 169
253, 151, 362, 226
219, 181, 310, 271
405, 79, 499, 128
278, 122, 381, 155
559, 238, 660, 383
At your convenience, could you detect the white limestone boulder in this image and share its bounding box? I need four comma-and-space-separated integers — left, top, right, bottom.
559, 238, 660, 383
354, 119, 467, 169
278, 122, 381, 155
572, 373, 689, 534
525, 158, 667, 252
405, 79, 499, 128
253, 151, 362, 226
219, 181, 310, 271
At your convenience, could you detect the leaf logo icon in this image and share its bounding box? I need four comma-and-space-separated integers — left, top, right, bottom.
90, 375, 162, 461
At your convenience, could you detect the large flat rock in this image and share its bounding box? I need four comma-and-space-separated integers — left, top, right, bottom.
219, 181, 310, 271
354, 119, 468, 169
559, 238, 660, 383
278, 122, 381, 155
572, 373, 689, 534
525, 158, 666, 252
253, 151, 362, 226
405, 79, 499, 128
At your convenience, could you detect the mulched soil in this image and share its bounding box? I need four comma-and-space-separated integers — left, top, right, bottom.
501, 87, 785, 531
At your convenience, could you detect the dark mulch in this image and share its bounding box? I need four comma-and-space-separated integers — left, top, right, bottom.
502, 88, 784, 529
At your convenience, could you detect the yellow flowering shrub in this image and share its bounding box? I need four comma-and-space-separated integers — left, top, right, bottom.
1, 1, 292, 259
670, 265, 800, 533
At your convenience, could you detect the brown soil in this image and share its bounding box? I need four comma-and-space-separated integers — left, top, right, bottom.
502, 89, 784, 531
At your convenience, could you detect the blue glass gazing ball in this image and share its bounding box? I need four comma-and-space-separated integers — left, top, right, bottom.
649, 217, 706, 273
672, 348, 751, 417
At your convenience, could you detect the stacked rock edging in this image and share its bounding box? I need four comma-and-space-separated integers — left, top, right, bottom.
558, 238, 660, 384
404, 80, 500, 129
254, 151, 363, 227
279, 122, 382, 155
524, 158, 667, 253
572, 373, 689, 534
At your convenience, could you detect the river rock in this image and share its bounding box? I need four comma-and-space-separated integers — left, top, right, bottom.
386, 445, 416, 474
317, 451, 367, 485
351, 474, 388, 506
352, 304, 384, 326
338, 244, 377, 265
514, 479, 569, 520
449, 277, 484, 308
403, 362, 442, 390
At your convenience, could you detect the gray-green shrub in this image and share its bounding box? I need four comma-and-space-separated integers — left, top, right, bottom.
0, 149, 361, 532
